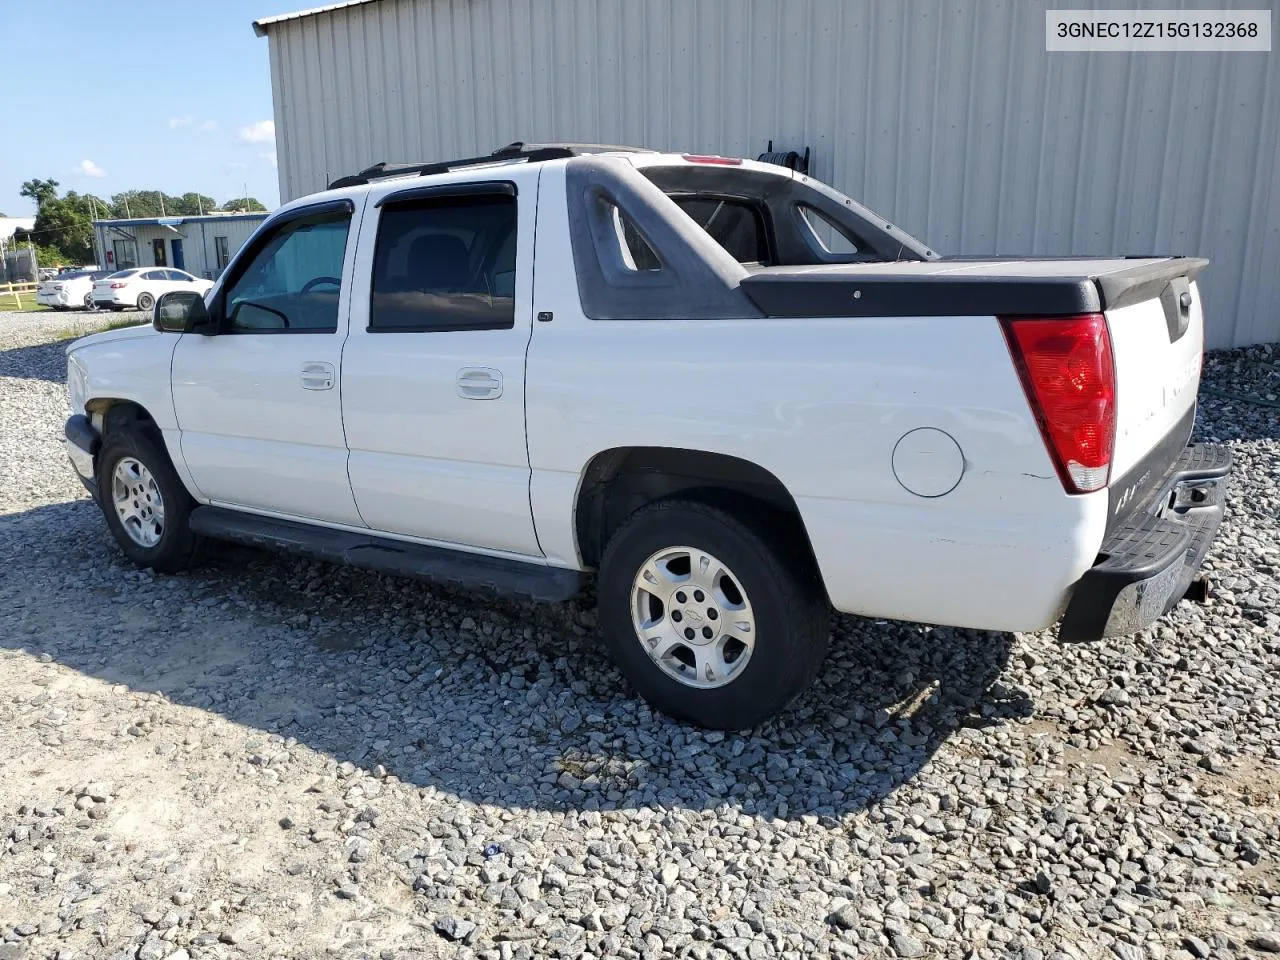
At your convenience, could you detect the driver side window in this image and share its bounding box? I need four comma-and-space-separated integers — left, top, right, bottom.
223, 207, 352, 333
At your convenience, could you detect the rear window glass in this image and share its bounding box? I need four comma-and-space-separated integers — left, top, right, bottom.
674, 197, 770, 265
107, 269, 141, 279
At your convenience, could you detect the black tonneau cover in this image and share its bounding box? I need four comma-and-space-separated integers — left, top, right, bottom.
739, 257, 1208, 318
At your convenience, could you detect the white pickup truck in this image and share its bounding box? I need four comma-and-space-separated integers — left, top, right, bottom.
64, 143, 1230, 729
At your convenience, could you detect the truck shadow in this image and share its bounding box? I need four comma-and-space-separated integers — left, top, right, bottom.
1, 499, 1029, 818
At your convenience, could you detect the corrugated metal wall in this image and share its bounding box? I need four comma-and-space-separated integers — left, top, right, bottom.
262, 0, 1280, 348
183, 218, 264, 279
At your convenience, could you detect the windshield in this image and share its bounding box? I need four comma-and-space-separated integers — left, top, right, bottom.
57, 271, 91, 281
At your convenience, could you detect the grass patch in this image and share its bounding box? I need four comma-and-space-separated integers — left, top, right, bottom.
54, 317, 148, 341
0, 296, 50, 312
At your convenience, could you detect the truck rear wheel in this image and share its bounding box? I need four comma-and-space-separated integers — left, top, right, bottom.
597, 499, 830, 729
95, 426, 204, 573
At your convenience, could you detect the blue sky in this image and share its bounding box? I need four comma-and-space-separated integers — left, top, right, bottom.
1, 0, 308, 217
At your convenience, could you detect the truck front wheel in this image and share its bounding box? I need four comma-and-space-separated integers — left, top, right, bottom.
95, 426, 204, 573
597, 499, 830, 729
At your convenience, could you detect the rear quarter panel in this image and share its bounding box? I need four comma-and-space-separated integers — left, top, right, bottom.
526, 311, 1111, 631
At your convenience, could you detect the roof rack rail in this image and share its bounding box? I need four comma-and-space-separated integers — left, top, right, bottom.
327, 141, 655, 189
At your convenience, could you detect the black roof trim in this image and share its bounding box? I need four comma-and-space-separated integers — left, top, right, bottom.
328, 141, 654, 189
375, 180, 517, 207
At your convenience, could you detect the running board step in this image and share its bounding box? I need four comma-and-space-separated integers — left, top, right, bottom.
188, 506, 583, 603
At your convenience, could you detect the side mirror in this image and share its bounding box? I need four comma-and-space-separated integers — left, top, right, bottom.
154, 291, 214, 334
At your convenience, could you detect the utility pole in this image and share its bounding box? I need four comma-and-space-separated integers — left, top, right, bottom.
160, 194, 166, 217
124, 196, 132, 218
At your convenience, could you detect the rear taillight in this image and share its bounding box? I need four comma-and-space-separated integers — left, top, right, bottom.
1001, 313, 1116, 494
110, 282, 127, 288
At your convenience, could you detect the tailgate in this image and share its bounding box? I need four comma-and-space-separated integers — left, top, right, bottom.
1098, 258, 1207, 530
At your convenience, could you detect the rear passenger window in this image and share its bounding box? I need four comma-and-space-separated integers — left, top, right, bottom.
370, 194, 517, 332
797, 205, 860, 257
606, 203, 662, 272
674, 197, 770, 265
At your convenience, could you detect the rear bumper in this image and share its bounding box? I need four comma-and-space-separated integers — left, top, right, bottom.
1058, 442, 1231, 642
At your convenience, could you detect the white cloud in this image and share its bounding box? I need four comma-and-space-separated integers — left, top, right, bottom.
261, 150, 278, 168
168, 115, 194, 129
77, 159, 106, 177
199, 119, 218, 132
239, 120, 275, 144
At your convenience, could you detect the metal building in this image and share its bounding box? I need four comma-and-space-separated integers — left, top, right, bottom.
92, 214, 268, 281
254, 0, 1279, 348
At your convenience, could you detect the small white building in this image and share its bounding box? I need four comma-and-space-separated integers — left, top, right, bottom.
92, 213, 268, 280
0, 217, 36, 243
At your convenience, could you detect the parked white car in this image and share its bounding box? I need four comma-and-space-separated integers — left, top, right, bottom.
62, 144, 1230, 729
91, 268, 213, 311
37, 269, 113, 310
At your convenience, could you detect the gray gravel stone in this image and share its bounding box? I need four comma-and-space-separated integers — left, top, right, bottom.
0, 317, 1277, 959
892, 933, 927, 958
434, 915, 476, 942
1183, 936, 1212, 958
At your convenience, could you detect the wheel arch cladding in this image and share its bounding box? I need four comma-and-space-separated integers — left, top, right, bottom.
90, 399, 161, 435
573, 446, 824, 585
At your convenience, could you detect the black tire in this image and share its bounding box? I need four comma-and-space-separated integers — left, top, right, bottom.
597, 499, 830, 730
83, 293, 94, 309
136, 292, 155, 311
95, 425, 204, 573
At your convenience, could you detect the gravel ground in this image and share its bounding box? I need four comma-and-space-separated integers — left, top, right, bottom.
1, 309, 1277, 960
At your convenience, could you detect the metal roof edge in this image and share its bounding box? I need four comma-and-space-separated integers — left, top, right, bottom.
252, 0, 383, 36
92, 213, 270, 227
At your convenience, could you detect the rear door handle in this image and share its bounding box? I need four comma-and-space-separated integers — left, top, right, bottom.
457, 366, 503, 400
300, 361, 335, 391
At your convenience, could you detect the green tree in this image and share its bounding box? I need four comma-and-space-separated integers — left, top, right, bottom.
172, 192, 218, 215
221, 197, 267, 213
110, 190, 165, 218
15, 191, 99, 264
33, 243, 67, 267
20, 178, 59, 208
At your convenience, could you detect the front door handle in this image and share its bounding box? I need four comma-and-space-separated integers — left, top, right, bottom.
457, 367, 503, 400
300, 361, 335, 391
